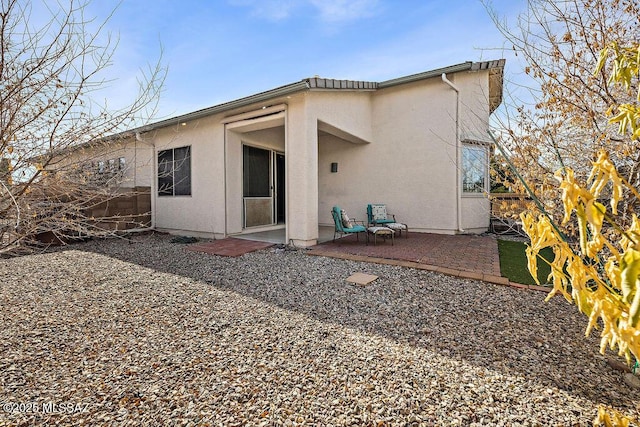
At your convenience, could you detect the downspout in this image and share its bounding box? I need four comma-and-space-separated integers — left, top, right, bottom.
223, 124, 227, 240
441, 73, 464, 233
135, 132, 156, 230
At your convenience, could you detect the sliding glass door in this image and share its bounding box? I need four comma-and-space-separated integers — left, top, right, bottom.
242, 145, 284, 228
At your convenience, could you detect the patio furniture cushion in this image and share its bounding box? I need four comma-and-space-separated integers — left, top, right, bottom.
348, 224, 367, 233
367, 226, 394, 245
370, 204, 393, 222
386, 223, 407, 231
332, 206, 368, 244
367, 226, 393, 234
341, 209, 353, 228
367, 204, 395, 225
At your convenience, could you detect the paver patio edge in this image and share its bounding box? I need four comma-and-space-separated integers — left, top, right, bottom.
306, 249, 551, 294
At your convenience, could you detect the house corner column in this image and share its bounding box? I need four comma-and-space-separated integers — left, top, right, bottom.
286, 106, 318, 247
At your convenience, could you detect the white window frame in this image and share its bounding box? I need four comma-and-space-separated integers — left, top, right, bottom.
461, 142, 489, 195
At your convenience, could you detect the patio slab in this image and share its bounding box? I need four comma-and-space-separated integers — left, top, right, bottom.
309, 232, 501, 278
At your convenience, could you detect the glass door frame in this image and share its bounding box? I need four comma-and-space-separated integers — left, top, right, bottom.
242, 144, 285, 229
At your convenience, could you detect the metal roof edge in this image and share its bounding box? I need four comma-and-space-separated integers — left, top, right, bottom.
378, 62, 473, 88
101, 59, 506, 140
126, 80, 310, 136
471, 58, 506, 71
307, 77, 378, 90
377, 59, 505, 89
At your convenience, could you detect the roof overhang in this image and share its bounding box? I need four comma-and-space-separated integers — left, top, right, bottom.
225, 112, 285, 133
378, 62, 475, 88
75, 59, 506, 147
318, 120, 371, 145
130, 81, 309, 136
488, 61, 505, 113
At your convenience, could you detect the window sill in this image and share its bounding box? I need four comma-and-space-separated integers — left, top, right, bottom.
462, 192, 487, 198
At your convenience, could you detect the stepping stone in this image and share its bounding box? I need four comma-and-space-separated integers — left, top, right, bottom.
346, 273, 378, 286
624, 373, 640, 390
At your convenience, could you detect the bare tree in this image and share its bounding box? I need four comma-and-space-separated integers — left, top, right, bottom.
0, 0, 164, 254
486, 0, 640, 226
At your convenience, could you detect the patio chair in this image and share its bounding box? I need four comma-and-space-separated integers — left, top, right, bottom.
331, 206, 368, 244
366, 204, 408, 238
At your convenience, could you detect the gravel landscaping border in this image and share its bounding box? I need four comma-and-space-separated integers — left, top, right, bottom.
0, 233, 638, 425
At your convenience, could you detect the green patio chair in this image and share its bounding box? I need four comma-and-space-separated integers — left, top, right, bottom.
331, 206, 368, 244
367, 203, 409, 238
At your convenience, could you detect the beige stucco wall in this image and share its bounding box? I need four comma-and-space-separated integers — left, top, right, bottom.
316, 70, 493, 234
146, 116, 226, 237
457, 70, 492, 232
60, 138, 153, 189
317, 78, 459, 233
286, 94, 319, 246
75, 67, 495, 241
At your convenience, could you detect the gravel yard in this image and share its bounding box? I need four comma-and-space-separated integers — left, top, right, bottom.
0, 233, 638, 426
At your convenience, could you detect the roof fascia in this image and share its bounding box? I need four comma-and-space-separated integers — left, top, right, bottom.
378, 62, 473, 89
127, 80, 309, 136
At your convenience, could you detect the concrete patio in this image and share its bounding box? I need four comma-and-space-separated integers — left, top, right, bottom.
212, 227, 545, 291
308, 232, 547, 292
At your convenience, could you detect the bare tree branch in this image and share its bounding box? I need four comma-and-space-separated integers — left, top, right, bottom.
0, 0, 165, 254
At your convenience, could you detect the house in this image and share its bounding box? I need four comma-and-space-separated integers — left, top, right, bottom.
73, 59, 505, 246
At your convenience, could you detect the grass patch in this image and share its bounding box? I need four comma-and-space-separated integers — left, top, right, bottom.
497, 239, 554, 286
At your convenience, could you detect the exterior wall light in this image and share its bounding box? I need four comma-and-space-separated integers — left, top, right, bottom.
331, 162, 338, 173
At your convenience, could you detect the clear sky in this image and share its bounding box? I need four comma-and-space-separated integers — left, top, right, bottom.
81, 0, 529, 121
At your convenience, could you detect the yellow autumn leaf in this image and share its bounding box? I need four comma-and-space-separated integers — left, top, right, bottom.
630, 287, 640, 328
621, 214, 640, 251
620, 248, 640, 304
605, 258, 622, 292
576, 203, 590, 256
523, 241, 539, 277
545, 245, 572, 302
594, 46, 609, 75
586, 233, 606, 260
586, 201, 605, 232
589, 151, 623, 214
575, 286, 593, 317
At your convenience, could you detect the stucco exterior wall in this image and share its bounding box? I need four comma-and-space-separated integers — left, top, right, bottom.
317, 78, 460, 233
61, 139, 153, 188
308, 90, 373, 143
68, 64, 498, 240
286, 94, 319, 246
306, 91, 373, 233
456, 70, 492, 231
149, 116, 226, 237
457, 70, 492, 144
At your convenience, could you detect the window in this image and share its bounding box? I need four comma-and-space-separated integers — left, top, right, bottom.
462, 143, 488, 194
118, 157, 126, 170
243, 145, 271, 197
158, 146, 191, 196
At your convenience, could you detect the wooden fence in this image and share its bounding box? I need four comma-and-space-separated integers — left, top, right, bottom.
86, 186, 151, 231
490, 193, 532, 218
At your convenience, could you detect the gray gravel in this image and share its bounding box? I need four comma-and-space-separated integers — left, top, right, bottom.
0, 233, 638, 426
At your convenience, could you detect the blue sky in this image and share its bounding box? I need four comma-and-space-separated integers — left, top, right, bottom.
82, 0, 529, 120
